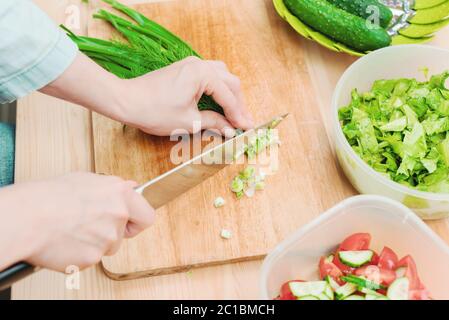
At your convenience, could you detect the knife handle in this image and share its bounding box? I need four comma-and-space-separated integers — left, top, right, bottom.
0, 262, 36, 291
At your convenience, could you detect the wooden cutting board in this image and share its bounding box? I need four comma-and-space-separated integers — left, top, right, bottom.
89, 0, 356, 280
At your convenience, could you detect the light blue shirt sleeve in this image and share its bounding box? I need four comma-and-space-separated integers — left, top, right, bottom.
0, 0, 78, 104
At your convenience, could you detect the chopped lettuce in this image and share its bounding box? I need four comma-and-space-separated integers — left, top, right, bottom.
339, 71, 449, 193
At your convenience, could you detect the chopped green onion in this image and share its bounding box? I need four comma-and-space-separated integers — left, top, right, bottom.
220, 229, 232, 240
240, 166, 255, 180
230, 166, 269, 199
231, 177, 244, 193
62, 0, 223, 114
214, 197, 226, 208
255, 181, 265, 190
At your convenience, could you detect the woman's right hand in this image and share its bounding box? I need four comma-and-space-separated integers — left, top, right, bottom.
0, 172, 154, 272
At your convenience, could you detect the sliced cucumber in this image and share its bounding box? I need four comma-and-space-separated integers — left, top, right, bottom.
324, 254, 334, 264
316, 293, 331, 300
360, 287, 386, 298
342, 275, 386, 290
325, 275, 340, 291
395, 267, 406, 278
344, 294, 365, 300
298, 295, 319, 300
289, 281, 327, 298
324, 283, 334, 300
366, 294, 389, 300
335, 282, 357, 300
387, 277, 410, 300
338, 250, 373, 267
365, 293, 378, 300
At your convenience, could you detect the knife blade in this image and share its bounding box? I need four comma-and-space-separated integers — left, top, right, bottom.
135, 113, 288, 209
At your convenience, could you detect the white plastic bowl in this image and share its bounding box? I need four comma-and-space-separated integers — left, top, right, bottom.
260, 195, 449, 300
332, 45, 449, 220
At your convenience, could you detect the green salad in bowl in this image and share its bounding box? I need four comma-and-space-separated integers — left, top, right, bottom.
332, 45, 449, 219
339, 71, 449, 194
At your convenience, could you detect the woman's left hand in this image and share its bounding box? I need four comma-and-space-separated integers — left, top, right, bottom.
41, 53, 254, 137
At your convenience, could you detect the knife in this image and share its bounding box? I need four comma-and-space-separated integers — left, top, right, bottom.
0, 114, 288, 291
135, 113, 288, 209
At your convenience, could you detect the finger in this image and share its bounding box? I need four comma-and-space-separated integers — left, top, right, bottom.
105, 226, 126, 256
207, 60, 229, 72
216, 70, 254, 127
203, 76, 253, 130
200, 110, 236, 138
202, 64, 254, 130
123, 181, 155, 238
207, 61, 254, 126
175, 56, 202, 68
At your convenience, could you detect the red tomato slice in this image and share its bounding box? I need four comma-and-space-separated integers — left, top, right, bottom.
339, 233, 371, 251
354, 265, 396, 286
319, 256, 344, 284
377, 289, 387, 296
369, 251, 380, 265
279, 280, 303, 300
397, 255, 421, 290
378, 246, 399, 270
380, 268, 397, 286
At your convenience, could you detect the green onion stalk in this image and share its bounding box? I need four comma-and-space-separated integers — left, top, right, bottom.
62, 0, 223, 115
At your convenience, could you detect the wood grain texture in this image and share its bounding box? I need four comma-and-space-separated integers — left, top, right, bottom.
90, 0, 355, 279
12, 0, 449, 299
11, 0, 97, 300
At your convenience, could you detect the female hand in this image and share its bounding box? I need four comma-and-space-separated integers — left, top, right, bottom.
0, 172, 154, 272
41, 53, 254, 137
114, 56, 254, 136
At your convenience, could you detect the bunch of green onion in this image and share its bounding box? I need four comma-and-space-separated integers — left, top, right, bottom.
62, 0, 223, 114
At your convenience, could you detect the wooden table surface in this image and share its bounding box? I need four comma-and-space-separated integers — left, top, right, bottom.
12, 0, 449, 299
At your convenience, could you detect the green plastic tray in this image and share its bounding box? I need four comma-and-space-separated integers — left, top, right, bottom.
273, 0, 449, 56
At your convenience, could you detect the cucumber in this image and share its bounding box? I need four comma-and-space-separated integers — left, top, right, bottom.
339, 250, 373, 267
360, 287, 384, 296
341, 275, 386, 290
344, 294, 365, 300
387, 277, 410, 300
365, 293, 379, 300
335, 282, 357, 300
361, 288, 389, 300
316, 293, 331, 300
284, 0, 391, 52
366, 293, 389, 300
325, 275, 340, 291
324, 283, 335, 300
298, 295, 320, 300
289, 281, 327, 297
327, 0, 393, 28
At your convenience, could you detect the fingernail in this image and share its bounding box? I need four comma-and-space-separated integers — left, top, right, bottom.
223, 127, 236, 138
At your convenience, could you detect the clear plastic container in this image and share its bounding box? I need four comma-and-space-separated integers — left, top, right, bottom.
260, 195, 449, 300
332, 45, 449, 220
